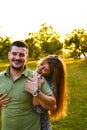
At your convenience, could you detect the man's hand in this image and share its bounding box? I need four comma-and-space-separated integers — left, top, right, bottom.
0, 93, 10, 106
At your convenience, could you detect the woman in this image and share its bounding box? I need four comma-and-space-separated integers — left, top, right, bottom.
25, 55, 68, 130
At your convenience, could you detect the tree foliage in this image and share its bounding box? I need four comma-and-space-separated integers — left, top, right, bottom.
64, 29, 87, 59
0, 36, 12, 59
38, 23, 63, 56
25, 23, 63, 58
25, 33, 40, 59
0, 24, 87, 60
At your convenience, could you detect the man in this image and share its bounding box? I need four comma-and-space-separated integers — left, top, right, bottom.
0, 40, 56, 130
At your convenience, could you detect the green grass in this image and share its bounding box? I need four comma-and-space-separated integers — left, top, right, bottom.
51, 59, 87, 130
0, 58, 87, 130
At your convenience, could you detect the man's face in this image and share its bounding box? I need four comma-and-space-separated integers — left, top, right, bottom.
8, 46, 28, 70
37, 61, 50, 77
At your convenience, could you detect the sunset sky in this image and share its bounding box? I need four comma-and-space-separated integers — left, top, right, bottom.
0, 0, 87, 41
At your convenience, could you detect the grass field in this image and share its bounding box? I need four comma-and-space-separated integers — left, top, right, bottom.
52, 59, 87, 130
0, 58, 87, 130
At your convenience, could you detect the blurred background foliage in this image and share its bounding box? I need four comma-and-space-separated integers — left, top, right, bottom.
0, 23, 87, 60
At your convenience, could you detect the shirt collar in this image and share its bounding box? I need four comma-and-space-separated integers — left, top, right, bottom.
4, 66, 33, 79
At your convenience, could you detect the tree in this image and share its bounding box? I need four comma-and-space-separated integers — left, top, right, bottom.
0, 36, 12, 59
25, 33, 41, 59
38, 23, 63, 56
25, 23, 63, 58
64, 29, 87, 59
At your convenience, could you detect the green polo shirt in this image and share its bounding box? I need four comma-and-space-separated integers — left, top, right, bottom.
0, 66, 53, 130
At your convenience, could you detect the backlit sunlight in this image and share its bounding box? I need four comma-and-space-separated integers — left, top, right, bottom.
0, 0, 87, 41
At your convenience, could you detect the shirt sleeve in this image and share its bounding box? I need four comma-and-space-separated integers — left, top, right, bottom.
41, 79, 53, 95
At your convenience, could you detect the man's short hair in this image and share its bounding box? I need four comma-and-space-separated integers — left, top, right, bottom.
9, 40, 29, 54
11, 40, 28, 49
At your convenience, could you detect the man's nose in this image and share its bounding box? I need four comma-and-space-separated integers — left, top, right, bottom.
15, 55, 20, 59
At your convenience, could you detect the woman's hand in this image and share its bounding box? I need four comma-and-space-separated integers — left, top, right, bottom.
25, 75, 39, 94
25, 75, 45, 94
38, 76, 44, 88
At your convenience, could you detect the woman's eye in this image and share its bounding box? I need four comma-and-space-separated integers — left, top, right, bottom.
40, 63, 43, 66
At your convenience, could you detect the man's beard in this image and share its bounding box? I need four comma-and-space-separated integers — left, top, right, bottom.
11, 59, 24, 71
11, 65, 23, 71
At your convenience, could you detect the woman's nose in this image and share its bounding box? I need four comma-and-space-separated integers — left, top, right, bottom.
39, 66, 44, 70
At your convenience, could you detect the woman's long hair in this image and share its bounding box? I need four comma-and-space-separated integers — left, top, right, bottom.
39, 55, 68, 120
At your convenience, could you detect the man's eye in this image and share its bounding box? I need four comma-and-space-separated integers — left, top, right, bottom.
19, 54, 25, 57
12, 52, 16, 56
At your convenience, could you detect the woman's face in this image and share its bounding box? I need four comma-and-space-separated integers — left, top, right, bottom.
36, 61, 51, 77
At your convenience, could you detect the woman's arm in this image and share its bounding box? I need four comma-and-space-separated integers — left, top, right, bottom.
34, 91, 56, 111
25, 75, 56, 111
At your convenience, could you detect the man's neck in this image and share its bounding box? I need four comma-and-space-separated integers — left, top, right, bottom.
10, 67, 25, 81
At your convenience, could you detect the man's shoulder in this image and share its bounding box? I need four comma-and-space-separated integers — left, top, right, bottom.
26, 68, 33, 73
0, 71, 6, 76
25, 68, 34, 77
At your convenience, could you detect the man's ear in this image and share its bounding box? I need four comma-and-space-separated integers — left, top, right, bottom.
26, 55, 29, 62
8, 51, 10, 59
